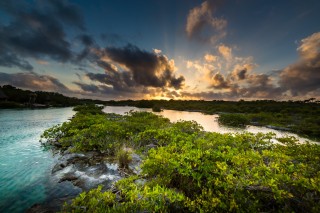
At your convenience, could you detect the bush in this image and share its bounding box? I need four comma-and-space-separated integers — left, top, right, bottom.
63, 178, 186, 212
152, 105, 162, 112
63, 185, 116, 212
218, 113, 250, 127
117, 148, 132, 169
41, 107, 171, 153
73, 104, 104, 115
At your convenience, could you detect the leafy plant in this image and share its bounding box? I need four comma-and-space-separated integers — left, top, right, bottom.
218, 113, 250, 127
117, 148, 132, 169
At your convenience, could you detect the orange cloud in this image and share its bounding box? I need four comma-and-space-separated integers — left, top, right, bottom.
204, 54, 218, 62
218, 44, 232, 61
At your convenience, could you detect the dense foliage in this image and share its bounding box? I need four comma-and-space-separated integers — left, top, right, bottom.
41, 105, 170, 154
0, 85, 105, 108
41, 105, 320, 212
218, 114, 250, 127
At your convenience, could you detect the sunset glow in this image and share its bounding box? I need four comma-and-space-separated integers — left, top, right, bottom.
0, 0, 319, 100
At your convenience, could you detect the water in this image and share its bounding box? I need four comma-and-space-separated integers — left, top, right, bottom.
0, 108, 78, 213
0, 106, 317, 212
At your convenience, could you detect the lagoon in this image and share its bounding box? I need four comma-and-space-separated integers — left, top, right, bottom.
0, 108, 79, 213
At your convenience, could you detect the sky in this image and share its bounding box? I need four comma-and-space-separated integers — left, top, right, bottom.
0, 0, 319, 100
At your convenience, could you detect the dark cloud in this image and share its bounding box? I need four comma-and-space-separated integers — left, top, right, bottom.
0, 51, 33, 71
74, 44, 186, 99
104, 44, 185, 89
76, 34, 95, 61
170, 76, 185, 90
46, 0, 84, 30
186, 0, 227, 43
96, 60, 117, 73
0, 72, 70, 93
203, 65, 282, 99
86, 71, 138, 93
237, 69, 247, 80
74, 82, 147, 100
78, 34, 94, 46
75, 73, 82, 81
208, 72, 231, 89
181, 90, 230, 100
74, 67, 89, 73
0, 0, 85, 70
238, 74, 283, 99
73, 82, 100, 93
279, 32, 320, 96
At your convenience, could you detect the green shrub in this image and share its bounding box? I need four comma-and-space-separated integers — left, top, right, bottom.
63, 178, 186, 212
218, 113, 250, 127
41, 107, 171, 153
117, 148, 132, 169
73, 104, 104, 115
62, 185, 116, 212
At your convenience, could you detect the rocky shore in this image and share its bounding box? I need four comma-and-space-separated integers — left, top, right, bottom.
28, 150, 142, 212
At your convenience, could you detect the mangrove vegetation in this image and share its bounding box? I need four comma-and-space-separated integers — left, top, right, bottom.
41, 105, 320, 212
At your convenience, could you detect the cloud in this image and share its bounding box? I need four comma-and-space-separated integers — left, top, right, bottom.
0, 51, 33, 71
85, 71, 137, 93
218, 44, 232, 61
76, 34, 96, 61
208, 72, 231, 89
103, 44, 185, 89
46, 0, 84, 30
77, 34, 94, 46
204, 53, 217, 62
186, 0, 227, 44
153, 49, 162, 54
0, 0, 85, 70
36, 60, 49, 65
0, 72, 71, 93
297, 32, 320, 61
230, 62, 257, 81
185, 43, 285, 100
279, 32, 320, 96
181, 90, 233, 100
74, 82, 150, 100
74, 44, 185, 99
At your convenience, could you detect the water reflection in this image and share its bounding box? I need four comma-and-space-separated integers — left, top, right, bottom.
103, 106, 316, 143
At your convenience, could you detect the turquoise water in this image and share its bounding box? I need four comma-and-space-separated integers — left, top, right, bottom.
0, 108, 77, 213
